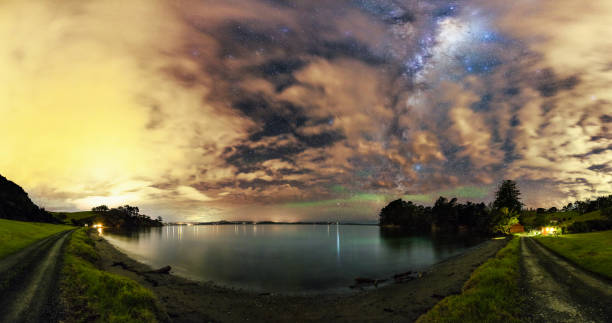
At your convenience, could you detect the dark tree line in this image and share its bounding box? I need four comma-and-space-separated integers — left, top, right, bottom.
560, 195, 612, 215
91, 205, 163, 228
379, 180, 522, 235
379, 198, 491, 233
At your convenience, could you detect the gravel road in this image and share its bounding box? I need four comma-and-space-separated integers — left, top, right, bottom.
0, 230, 72, 323
521, 237, 612, 323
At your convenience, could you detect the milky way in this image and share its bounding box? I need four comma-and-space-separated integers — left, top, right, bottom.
1, 0, 610, 221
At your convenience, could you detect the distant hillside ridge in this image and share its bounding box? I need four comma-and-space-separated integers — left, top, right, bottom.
0, 174, 57, 223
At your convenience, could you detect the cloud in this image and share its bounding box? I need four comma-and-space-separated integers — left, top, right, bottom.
1, 0, 610, 221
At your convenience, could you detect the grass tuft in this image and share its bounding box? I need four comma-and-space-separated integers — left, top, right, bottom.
417, 238, 522, 323
60, 228, 167, 322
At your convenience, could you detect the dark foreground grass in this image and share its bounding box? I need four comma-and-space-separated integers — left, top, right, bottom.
536, 230, 612, 279
417, 238, 522, 323
0, 218, 73, 259
60, 228, 168, 322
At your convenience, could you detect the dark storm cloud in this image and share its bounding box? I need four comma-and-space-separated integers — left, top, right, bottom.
533, 69, 580, 97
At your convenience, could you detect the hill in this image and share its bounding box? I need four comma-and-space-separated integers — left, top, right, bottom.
521, 210, 604, 229
0, 174, 57, 223
52, 211, 96, 225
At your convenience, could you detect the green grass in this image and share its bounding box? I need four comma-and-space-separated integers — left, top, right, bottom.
0, 218, 73, 259
61, 228, 168, 322
52, 211, 96, 224
535, 230, 612, 279
417, 238, 522, 323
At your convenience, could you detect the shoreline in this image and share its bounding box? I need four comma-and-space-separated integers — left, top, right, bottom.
91, 231, 508, 322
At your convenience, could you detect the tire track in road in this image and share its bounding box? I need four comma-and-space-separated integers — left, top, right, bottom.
521, 237, 612, 323
0, 230, 73, 323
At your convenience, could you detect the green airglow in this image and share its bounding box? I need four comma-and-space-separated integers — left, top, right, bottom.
283, 185, 491, 209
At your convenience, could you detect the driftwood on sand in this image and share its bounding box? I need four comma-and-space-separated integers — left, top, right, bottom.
350, 277, 389, 289
111, 261, 171, 275
146, 265, 172, 274
393, 271, 422, 283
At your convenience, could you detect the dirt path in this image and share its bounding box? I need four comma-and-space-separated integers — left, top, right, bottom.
93, 233, 507, 323
0, 230, 72, 323
521, 237, 612, 322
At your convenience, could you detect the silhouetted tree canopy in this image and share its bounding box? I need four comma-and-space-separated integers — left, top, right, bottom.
91, 205, 109, 212
379, 180, 530, 235
492, 180, 523, 213
379, 197, 490, 234
561, 195, 612, 214
91, 204, 162, 228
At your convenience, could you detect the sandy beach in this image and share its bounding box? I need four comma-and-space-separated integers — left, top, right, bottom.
91, 231, 507, 322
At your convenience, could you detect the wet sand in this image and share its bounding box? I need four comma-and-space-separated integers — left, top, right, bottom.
91, 232, 508, 322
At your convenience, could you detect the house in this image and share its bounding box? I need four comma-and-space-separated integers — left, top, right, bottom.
541, 226, 558, 236
510, 223, 525, 233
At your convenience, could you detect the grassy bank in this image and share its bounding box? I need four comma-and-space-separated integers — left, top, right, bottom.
0, 218, 73, 259
417, 238, 522, 323
60, 228, 167, 322
535, 230, 612, 279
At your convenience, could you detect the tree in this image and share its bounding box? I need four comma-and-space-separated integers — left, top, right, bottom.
92, 205, 109, 213
492, 180, 523, 213
492, 207, 519, 234
602, 207, 612, 221
432, 196, 459, 229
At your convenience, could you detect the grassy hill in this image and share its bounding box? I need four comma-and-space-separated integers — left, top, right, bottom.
0, 218, 73, 259
521, 210, 603, 229
52, 211, 96, 224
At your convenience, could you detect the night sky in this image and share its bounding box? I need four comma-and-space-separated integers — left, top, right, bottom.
1, 0, 611, 222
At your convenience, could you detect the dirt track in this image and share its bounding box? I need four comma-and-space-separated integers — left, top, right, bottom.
521, 237, 612, 323
0, 230, 72, 323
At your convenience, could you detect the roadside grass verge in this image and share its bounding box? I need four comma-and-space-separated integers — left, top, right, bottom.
535, 230, 612, 279
0, 218, 73, 259
417, 238, 522, 323
60, 228, 167, 322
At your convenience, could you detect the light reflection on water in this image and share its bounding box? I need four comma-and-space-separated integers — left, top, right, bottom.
103, 224, 483, 293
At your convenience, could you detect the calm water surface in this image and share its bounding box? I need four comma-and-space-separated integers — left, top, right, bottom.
103, 224, 483, 293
